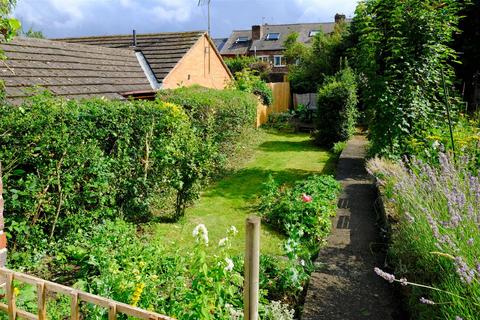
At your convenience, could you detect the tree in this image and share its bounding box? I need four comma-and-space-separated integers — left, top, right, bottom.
285, 23, 350, 93
22, 26, 44, 38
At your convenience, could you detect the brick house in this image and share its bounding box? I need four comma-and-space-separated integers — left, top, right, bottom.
218, 14, 346, 81
59, 31, 233, 91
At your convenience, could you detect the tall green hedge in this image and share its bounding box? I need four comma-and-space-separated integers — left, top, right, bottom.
157, 85, 258, 161
313, 67, 358, 147
0, 88, 256, 249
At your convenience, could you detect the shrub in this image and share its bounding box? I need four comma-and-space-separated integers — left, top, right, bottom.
368, 154, 480, 319
258, 175, 341, 254
0, 92, 224, 250
231, 69, 273, 106
156, 85, 258, 164
264, 112, 294, 131
225, 56, 271, 80
313, 67, 358, 147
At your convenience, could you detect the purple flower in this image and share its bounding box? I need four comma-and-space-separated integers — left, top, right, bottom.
467, 238, 474, 246
455, 256, 475, 284
399, 278, 408, 286
455, 317, 463, 320
374, 267, 395, 283
419, 297, 435, 305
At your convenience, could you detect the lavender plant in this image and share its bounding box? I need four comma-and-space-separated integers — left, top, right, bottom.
368, 154, 480, 319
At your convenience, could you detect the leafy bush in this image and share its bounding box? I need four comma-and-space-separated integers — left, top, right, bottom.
264, 112, 294, 131
331, 141, 347, 156
225, 56, 271, 80
404, 114, 480, 171
368, 154, 480, 319
258, 175, 341, 254
231, 69, 273, 106
313, 67, 358, 147
350, 0, 464, 157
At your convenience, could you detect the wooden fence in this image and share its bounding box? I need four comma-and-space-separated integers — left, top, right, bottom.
0, 267, 174, 320
256, 82, 291, 127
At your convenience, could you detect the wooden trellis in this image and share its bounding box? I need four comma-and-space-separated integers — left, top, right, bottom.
0, 267, 175, 320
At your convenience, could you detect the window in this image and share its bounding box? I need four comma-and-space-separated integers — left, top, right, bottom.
265, 33, 280, 41
235, 36, 249, 43
309, 30, 320, 37
273, 55, 285, 67
257, 55, 270, 63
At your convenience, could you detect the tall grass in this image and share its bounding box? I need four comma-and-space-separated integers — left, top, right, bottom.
368, 154, 480, 319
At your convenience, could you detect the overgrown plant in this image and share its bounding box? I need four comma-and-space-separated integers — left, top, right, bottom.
350, 0, 464, 157
368, 153, 480, 319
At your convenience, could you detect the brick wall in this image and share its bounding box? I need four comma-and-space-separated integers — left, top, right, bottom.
162, 35, 232, 89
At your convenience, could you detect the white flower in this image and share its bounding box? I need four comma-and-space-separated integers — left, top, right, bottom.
218, 237, 228, 247
192, 224, 209, 245
300, 259, 305, 266
224, 258, 234, 272
228, 225, 238, 236
432, 140, 440, 150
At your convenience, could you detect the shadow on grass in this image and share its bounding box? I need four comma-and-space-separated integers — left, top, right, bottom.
258, 139, 319, 152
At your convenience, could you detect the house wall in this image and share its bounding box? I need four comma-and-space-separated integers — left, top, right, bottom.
162, 35, 232, 89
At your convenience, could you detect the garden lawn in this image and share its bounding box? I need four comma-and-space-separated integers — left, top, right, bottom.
150, 130, 335, 256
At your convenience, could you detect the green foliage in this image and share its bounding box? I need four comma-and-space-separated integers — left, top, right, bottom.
369, 154, 480, 319
331, 141, 347, 156
0, 0, 20, 43
21, 27, 44, 38
404, 113, 480, 170
230, 69, 273, 105
0, 93, 211, 249
259, 175, 341, 254
350, 0, 464, 157
225, 55, 271, 80
313, 67, 358, 147
264, 112, 294, 131
285, 23, 350, 93
157, 85, 257, 167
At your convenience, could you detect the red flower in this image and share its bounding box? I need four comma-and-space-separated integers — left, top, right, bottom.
302, 193, 313, 203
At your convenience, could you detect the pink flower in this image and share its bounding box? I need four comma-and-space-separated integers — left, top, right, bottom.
302, 193, 313, 203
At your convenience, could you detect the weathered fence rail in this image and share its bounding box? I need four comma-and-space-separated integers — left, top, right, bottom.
0, 267, 175, 320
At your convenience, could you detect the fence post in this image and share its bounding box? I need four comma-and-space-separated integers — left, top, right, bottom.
244, 216, 260, 320
0, 163, 7, 270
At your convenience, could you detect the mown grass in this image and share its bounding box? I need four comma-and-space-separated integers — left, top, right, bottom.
149, 129, 335, 256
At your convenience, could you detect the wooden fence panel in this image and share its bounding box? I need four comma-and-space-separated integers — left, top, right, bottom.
256, 82, 291, 127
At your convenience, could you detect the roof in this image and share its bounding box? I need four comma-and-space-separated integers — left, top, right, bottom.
213, 38, 228, 51
57, 31, 206, 83
220, 22, 337, 55
0, 37, 152, 104
220, 30, 252, 56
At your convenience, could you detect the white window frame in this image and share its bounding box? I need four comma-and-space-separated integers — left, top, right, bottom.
309, 30, 320, 37
257, 55, 270, 63
235, 36, 249, 43
273, 55, 286, 67
266, 33, 280, 41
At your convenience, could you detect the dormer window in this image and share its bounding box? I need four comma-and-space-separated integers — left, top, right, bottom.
265, 33, 280, 41
236, 36, 249, 43
309, 30, 320, 37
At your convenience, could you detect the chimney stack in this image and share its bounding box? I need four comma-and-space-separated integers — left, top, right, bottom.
132, 29, 137, 47
252, 25, 263, 41
335, 13, 346, 23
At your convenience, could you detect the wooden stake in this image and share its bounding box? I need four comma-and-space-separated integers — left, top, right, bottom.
108, 303, 117, 320
37, 282, 47, 320
6, 273, 15, 320
244, 216, 260, 320
70, 291, 79, 320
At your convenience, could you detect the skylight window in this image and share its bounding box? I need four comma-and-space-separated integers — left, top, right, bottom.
235, 36, 249, 43
265, 33, 280, 41
309, 30, 320, 37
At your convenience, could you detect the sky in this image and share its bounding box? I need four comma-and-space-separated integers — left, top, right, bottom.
13, 0, 359, 39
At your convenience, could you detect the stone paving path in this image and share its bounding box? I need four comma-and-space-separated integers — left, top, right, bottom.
301, 134, 402, 320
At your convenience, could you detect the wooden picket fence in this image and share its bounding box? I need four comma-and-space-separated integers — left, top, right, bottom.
0, 267, 174, 320
256, 82, 291, 127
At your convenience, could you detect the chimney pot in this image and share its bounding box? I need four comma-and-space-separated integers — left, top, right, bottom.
132, 29, 137, 47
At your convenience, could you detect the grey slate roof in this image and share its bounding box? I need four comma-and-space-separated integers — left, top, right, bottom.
213, 38, 228, 51
57, 31, 206, 83
0, 37, 152, 104
220, 22, 336, 55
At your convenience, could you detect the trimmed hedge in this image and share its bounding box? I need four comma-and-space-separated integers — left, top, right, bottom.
313, 67, 358, 147
0, 88, 256, 248
157, 85, 258, 160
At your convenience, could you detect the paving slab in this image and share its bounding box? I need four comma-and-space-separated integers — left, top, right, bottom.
301, 134, 402, 320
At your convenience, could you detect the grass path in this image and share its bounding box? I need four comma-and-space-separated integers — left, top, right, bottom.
151, 130, 335, 256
